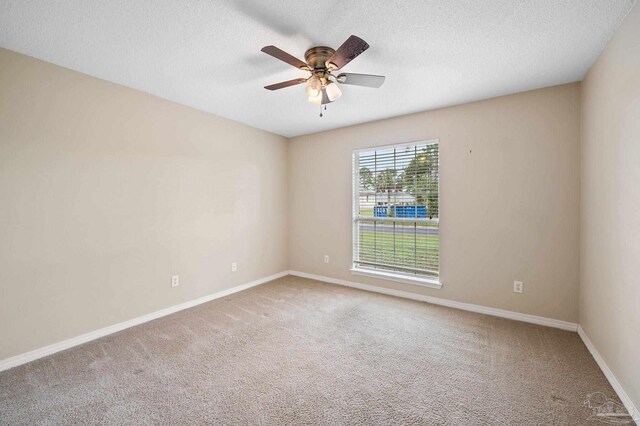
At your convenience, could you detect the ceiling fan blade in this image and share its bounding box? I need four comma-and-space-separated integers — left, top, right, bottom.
264, 78, 308, 91
261, 45, 310, 70
325, 35, 369, 70
336, 73, 385, 88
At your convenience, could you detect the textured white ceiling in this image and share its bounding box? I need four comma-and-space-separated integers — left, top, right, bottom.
0, 0, 636, 137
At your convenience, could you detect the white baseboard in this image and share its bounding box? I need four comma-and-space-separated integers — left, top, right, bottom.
0, 270, 289, 373
288, 270, 578, 331
578, 326, 639, 423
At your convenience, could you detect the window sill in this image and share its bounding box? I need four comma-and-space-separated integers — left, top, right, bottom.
349, 268, 442, 289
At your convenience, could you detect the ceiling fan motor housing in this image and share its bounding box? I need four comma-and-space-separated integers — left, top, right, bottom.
304, 46, 336, 70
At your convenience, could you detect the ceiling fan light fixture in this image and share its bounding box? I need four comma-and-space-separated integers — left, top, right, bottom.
325, 82, 342, 102
306, 87, 320, 98
308, 92, 322, 105
305, 77, 322, 98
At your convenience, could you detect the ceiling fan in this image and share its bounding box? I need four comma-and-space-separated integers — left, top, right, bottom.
261, 35, 385, 116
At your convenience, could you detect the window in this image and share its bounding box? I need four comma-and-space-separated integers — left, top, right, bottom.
352, 141, 440, 287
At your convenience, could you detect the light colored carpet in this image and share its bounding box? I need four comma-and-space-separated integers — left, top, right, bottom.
0, 276, 627, 425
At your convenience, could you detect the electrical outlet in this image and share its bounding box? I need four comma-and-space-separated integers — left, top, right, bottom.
171, 275, 179, 288
231, 262, 237, 272
324, 255, 329, 264
513, 281, 524, 293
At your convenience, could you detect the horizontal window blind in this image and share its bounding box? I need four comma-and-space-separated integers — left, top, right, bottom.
353, 142, 439, 278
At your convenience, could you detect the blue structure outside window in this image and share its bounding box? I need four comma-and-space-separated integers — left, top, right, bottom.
373, 205, 427, 218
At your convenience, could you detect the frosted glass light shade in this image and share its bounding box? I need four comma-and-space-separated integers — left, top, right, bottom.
325, 82, 342, 101
305, 77, 322, 98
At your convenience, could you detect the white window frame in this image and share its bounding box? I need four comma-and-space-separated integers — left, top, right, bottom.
351, 139, 442, 289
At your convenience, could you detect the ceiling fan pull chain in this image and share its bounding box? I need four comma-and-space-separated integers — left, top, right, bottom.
319, 104, 323, 117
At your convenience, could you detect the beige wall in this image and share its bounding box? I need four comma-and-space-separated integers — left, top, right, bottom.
288, 83, 581, 323
580, 4, 640, 410
0, 48, 288, 360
